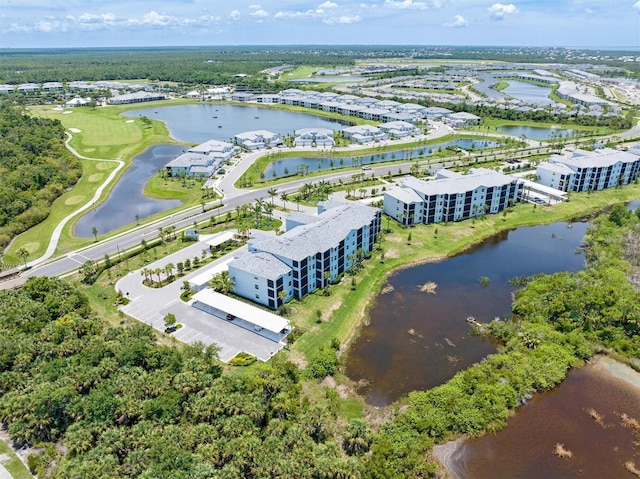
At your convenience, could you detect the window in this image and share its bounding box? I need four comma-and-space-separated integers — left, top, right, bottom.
255, 294, 260, 299
254, 284, 259, 290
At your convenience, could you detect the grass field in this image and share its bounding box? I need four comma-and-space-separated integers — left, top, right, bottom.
4, 102, 192, 262
0, 439, 32, 479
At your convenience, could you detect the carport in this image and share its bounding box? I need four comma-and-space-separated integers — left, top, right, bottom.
192, 289, 292, 342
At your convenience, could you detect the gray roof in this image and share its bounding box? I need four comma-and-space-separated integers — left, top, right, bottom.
229, 252, 291, 280
166, 152, 208, 168
554, 149, 640, 169
250, 202, 379, 262
385, 186, 424, 204
537, 162, 575, 175
286, 211, 320, 226
400, 168, 519, 196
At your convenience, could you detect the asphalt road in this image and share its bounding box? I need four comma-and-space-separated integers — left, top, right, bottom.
23, 118, 638, 280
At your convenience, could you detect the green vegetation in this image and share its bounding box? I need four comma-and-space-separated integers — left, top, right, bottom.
0, 439, 32, 479
0, 104, 81, 252
0, 277, 366, 478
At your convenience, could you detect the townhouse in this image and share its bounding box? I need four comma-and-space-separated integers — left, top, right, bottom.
165, 139, 237, 178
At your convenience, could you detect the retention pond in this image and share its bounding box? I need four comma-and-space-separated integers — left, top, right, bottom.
345, 220, 589, 407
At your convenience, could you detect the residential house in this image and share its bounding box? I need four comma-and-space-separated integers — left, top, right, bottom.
294, 128, 335, 148
234, 130, 284, 150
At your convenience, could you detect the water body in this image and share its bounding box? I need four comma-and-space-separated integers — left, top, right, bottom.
122, 104, 349, 144
346, 220, 589, 407
503, 80, 554, 105
450, 359, 640, 478
497, 125, 575, 140
263, 139, 499, 178
74, 145, 184, 238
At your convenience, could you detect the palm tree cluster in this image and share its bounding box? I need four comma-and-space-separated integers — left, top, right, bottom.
297, 180, 332, 203
140, 263, 175, 287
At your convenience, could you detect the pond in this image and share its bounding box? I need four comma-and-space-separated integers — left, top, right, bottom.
262, 138, 500, 179
447, 358, 640, 479
497, 125, 576, 141
502, 80, 554, 105
74, 145, 184, 238
122, 103, 350, 144
345, 220, 589, 407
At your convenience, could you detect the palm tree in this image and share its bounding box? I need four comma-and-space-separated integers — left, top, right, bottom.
209, 271, 235, 294
164, 263, 174, 281
280, 192, 289, 211
91, 226, 98, 242
267, 187, 278, 205
16, 247, 29, 269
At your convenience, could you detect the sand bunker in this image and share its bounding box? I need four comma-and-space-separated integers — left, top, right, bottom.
68, 128, 81, 133
62, 111, 73, 115
125, 119, 135, 123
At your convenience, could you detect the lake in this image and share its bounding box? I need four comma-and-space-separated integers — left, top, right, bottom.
74, 145, 184, 238
263, 139, 499, 178
345, 220, 589, 406
503, 80, 554, 105
448, 357, 640, 479
122, 103, 350, 144
497, 125, 575, 140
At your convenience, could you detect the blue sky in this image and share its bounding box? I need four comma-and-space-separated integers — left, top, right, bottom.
1, 1, 639, 49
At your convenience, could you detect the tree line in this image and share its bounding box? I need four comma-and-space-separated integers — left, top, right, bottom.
0, 103, 82, 252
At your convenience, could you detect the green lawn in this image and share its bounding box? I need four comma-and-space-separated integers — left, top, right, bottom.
4, 102, 192, 262
0, 439, 32, 479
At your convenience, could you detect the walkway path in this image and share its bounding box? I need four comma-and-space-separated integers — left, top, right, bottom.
27, 132, 125, 269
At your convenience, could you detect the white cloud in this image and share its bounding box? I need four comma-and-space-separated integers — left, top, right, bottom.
488, 3, 518, 20
584, 8, 594, 14
250, 9, 270, 18
230, 10, 241, 21
634, 1, 640, 10
324, 14, 361, 24
319, 1, 339, 7
384, 0, 429, 10
444, 14, 468, 27
248, 4, 262, 9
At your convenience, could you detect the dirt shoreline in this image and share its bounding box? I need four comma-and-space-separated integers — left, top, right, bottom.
431, 355, 640, 478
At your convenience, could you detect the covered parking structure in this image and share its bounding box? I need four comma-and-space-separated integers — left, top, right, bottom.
521, 180, 567, 205
192, 289, 292, 342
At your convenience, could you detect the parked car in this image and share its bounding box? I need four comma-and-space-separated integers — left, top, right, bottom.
362, 166, 372, 170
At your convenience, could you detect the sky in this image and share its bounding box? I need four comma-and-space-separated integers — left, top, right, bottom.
0, 0, 639, 49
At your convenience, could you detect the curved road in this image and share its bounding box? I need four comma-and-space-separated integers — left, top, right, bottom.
23, 120, 639, 280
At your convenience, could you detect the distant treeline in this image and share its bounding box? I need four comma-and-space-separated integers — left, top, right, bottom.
0, 47, 356, 84
0, 103, 81, 250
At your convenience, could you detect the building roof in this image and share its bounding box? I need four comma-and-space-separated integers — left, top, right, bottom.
249, 202, 379, 262
189, 140, 234, 154
229, 252, 291, 281
342, 125, 380, 135
235, 130, 279, 141
552, 148, 640, 169
205, 231, 236, 248
448, 112, 481, 120
537, 161, 575, 175
385, 186, 424, 204
192, 289, 291, 334
188, 259, 233, 288
294, 127, 334, 137
400, 168, 519, 196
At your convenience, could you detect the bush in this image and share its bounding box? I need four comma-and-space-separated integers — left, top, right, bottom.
229, 352, 257, 366
306, 348, 339, 378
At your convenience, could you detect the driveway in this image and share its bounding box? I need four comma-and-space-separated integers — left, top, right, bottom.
116, 232, 288, 362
